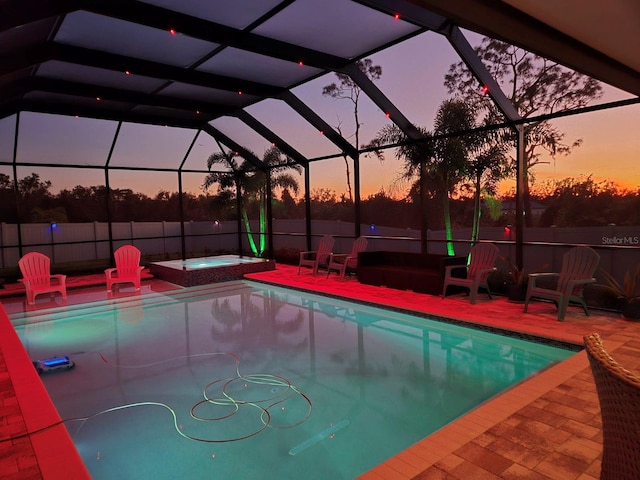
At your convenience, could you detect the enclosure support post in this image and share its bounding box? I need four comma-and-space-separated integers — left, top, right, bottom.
354, 155, 361, 239
12, 113, 23, 258
304, 165, 311, 252
178, 172, 186, 260
266, 171, 274, 259
515, 125, 525, 269
235, 175, 243, 256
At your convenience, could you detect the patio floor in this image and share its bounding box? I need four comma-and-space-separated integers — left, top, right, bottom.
2, 264, 639, 479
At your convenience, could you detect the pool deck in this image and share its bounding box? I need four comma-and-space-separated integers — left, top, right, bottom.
2, 264, 639, 479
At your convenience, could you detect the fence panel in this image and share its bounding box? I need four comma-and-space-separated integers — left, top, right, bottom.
0, 222, 638, 286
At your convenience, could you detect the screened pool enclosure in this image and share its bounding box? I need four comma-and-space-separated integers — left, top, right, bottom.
1, 0, 639, 282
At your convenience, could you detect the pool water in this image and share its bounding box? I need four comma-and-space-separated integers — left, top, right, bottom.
11, 281, 575, 479
155, 255, 265, 271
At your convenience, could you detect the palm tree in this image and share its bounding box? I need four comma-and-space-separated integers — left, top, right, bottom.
467, 144, 510, 244
459, 118, 511, 245
203, 146, 301, 257
366, 99, 475, 255
431, 99, 476, 254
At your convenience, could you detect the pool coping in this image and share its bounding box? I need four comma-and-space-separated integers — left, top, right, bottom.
0, 305, 91, 479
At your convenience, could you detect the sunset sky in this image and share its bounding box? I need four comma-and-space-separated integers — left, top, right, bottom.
4, 30, 639, 199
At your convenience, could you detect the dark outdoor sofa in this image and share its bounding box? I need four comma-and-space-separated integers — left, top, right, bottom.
357, 251, 467, 296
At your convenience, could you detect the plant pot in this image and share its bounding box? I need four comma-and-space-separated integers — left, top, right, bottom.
507, 284, 527, 303
622, 299, 640, 320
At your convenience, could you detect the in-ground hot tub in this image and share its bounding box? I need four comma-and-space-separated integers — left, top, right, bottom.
149, 255, 275, 286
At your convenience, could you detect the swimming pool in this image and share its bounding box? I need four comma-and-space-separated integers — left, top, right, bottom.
11, 281, 575, 479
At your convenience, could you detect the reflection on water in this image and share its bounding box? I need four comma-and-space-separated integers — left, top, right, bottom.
11, 281, 574, 480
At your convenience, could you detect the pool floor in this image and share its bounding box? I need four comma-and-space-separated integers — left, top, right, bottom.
10, 281, 573, 479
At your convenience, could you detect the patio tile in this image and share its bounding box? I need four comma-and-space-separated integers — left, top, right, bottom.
500, 463, 554, 480
453, 443, 513, 475
533, 451, 590, 479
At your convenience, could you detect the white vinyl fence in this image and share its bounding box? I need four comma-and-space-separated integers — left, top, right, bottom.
1, 221, 638, 284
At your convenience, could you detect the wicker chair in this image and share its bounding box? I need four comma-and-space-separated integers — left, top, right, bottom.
584, 333, 640, 480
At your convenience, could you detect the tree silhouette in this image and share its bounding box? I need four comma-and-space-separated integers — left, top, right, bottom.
5, 168, 637, 235
537, 176, 640, 227
322, 58, 382, 202
444, 37, 603, 226
203, 146, 301, 256
366, 99, 476, 255
17, 173, 54, 222
58, 185, 108, 222
0, 173, 17, 222
432, 100, 477, 254
461, 123, 511, 244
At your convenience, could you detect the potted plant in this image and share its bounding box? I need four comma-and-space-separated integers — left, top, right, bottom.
500, 256, 548, 303
599, 264, 640, 320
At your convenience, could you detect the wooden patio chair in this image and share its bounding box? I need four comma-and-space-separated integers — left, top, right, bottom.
298, 235, 334, 275
442, 243, 499, 304
326, 236, 368, 280
524, 246, 599, 321
105, 245, 144, 292
584, 333, 640, 480
18, 252, 67, 305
